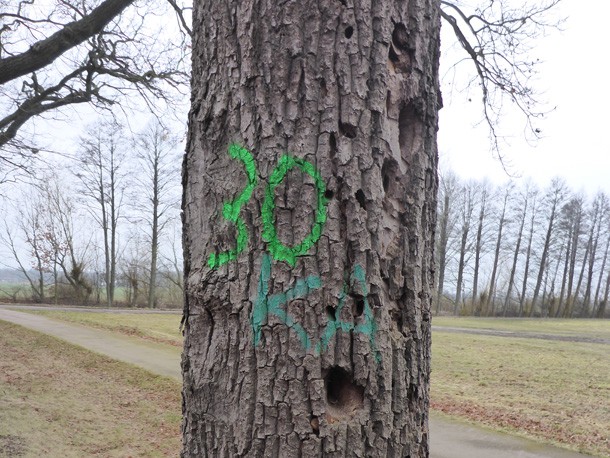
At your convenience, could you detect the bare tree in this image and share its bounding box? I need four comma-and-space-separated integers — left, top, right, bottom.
40, 175, 92, 303
0, 0, 190, 180
519, 188, 539, 316
1, 201, 47, 302
75, 120, 126, 306
581, 193, 606, 316
452, 181, 476, 313
529, 178, 566, 316
485, 183, 511, 316
471, 180, 492, 314
132, 120, 181, 308
436, 169, 458, 313
503, 182, 534, 315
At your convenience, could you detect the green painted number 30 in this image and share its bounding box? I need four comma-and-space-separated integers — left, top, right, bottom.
208, 144, 329, 269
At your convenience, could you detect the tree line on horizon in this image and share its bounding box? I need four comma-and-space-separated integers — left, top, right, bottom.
436, 169, 610, 318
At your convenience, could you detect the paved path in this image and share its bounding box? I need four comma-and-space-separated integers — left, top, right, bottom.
0, 306, 592, 458
433, 325, 610, 345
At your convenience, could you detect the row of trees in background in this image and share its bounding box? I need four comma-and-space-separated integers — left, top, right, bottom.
436, 171, 610, 318
0, 119, 183, 308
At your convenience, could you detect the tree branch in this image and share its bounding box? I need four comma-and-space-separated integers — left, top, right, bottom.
0, 0, 135, 85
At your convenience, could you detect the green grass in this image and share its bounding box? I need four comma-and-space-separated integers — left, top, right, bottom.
432, 331, 610, 457
433, 316, 610, 340
0, 321, 181, 457
28, 310, 183, 346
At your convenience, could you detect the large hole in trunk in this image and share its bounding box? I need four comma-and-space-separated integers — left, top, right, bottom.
324, 366, 364, 422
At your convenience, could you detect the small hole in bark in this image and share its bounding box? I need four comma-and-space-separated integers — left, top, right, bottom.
325, 367, 364, 411
339, 121, 357, 139
310, 415, 320, 436
329, 132, 337, 156
391, 309, 403, 330
381, 158, 397, 194
355, 189, 366, 209
345, 26, 354, 38
351, 294, 365, 317
320, 78, 327, 99
324, 189, 334, 199
326, 305, 337, 321
389, 44, 399, 63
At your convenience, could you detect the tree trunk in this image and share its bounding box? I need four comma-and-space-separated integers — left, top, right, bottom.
519, 206, 536, 317
503, 190, 528, 316
148, 153, 160, 309
530, 186, 561, 317
181, 1, 440, 456
472, 186, 488, 315
593, 232, 610, 316
486, 187, 508, 316
436, 189, 450, 314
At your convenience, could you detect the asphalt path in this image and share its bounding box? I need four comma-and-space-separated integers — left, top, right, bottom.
0, 305, 592, 458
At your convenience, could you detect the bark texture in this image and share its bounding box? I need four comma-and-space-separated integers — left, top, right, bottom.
181, 1, 440, 456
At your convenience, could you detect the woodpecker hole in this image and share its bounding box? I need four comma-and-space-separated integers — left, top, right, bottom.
355, 189, 366, 209
325, 367, 364, 413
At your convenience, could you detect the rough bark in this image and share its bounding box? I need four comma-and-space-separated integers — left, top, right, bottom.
181, 1, 440, 456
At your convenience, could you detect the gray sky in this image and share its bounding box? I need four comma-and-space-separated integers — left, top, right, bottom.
437, 0, 610, 197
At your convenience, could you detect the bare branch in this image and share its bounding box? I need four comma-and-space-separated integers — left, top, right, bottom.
0, 0, 135, 85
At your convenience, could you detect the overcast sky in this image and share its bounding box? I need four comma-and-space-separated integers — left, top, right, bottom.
437, 0, 610, 197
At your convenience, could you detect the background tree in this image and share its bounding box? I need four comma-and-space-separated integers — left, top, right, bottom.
435, 169, 458, 313
132, 120, 181, 308
75, 120, 127, 307
454, 181, 476, 313
181, 0, 440, 455
471, 180, 491, 314
1, 194, 48, 302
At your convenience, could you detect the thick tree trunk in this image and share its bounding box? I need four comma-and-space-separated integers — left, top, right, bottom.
181, 1, 440, 456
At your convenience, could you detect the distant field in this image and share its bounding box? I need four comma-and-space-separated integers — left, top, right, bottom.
433, 316, 610, 340
0, 321, 181, 457
20, 310, 610, 457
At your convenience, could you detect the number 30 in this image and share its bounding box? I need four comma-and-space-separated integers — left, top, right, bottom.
208, 144, 329, 269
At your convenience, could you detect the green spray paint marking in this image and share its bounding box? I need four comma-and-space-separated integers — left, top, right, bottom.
262, 155, 329, 266
252, 254, 380, 362
207, 144, 257, 269
315, 265, 380, 362
252, 253, 321, 349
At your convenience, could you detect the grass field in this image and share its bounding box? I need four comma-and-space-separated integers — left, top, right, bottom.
0, 321, 181, 457
15, 310, 610, 456
432, 331, 609, 457
433, 316, 610, 340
